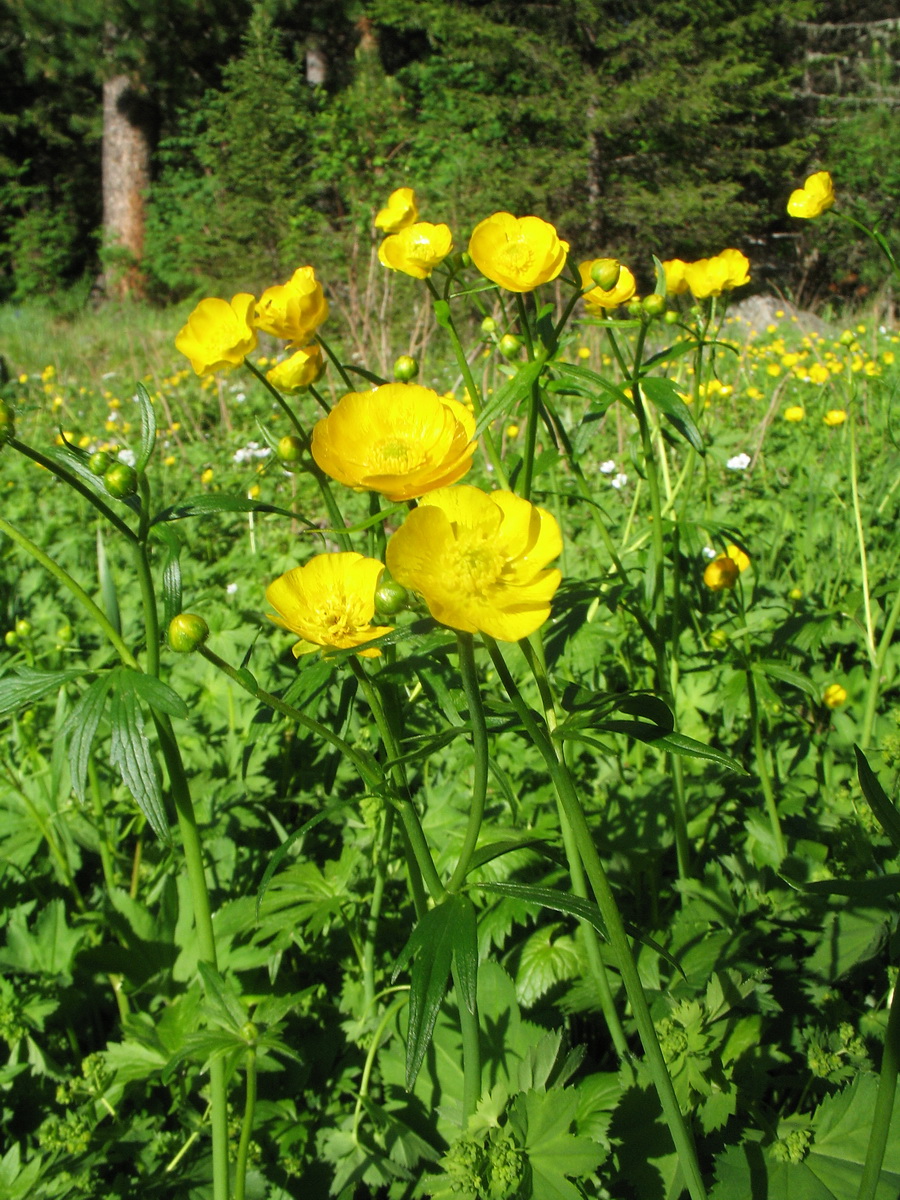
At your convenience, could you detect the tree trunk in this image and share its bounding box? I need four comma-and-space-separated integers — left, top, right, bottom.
102, 73, 151, 298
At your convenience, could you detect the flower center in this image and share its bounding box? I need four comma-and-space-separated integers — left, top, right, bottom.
447, 539, 506, 598
372, 437, 423, 474
498, 240, 535, 277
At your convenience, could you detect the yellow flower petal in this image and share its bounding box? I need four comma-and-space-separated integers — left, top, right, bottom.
174, 294, 258, 376
254, 266, 329, 343
468, 213, 569, 293
579, 260, 637, 310
374, 187, 419, 233
378, 223, 453, 279
787, 171, 835, 219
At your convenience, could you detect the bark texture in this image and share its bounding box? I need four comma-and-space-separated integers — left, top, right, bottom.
102, 74, 151, 298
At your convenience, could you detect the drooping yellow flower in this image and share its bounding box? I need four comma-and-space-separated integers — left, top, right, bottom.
175, 294, 258, 376
378, 222, 454, 279
684, 250, 750, 299
823, 409, 847, 427
311, 382, 476, 501
374, 187, 419, 233
787, 172, 835, 219
784, 405, 805, 422
266, 552, 393, 659
266, 344, 325, 393
703, 555, 740, 592
254, 266, 329, 344
822, 682, 848, 709
579, 260, 637, 310
386, 485, 562, 641
725, 542, 750, 573
662, 259, 690, 296
468, 213, 569, 293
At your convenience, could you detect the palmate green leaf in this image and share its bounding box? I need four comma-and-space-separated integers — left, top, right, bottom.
133, 382, 157, 472
255, 796, 363, 918
855, 745, 900, 853
510, 1087, 607, 1200
0, 1143, 42, 1200
0, 667, 84, 718
638, 376, 705, 454
109, 684, 170, 842
0, 900, 83, 977
711, 1075, 900, 1200
392, 895, 474, 1089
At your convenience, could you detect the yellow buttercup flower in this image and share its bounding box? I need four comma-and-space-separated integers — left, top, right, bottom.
684, 250, 750, 299
787, 171, 835, 219
579, 260, 637, 310
175, 294, 258, 376
374, 187, 418, 233
266, 344, 325, 393
266, 552, 393, 659
823, 409, 847, 426
703, 555, 740, 591
311, 382, 476, 501
725, 543, 750, 573
822, 682, 848, 709
468, 212, 569, 293
807, 363, 830, 384
784, 405, 805, 422
662, 259, 690, 296
378, 222, 454, 279
386, 485, 562, 641
254, 266, 329, 344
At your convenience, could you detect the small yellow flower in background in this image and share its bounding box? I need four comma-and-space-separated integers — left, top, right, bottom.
374, 187, 419, 233
725, 543, 751, 573
41, 365, 55, 382
266, 552, 393, 659
378, 222, 454, 279
822, 683, 848, 709
254, 266, 329, 344
824, 409, 847, 427
577, 346, 591, 360
17, 373, 28, 384
807, 363, 830, 384
469, 212, 569, 293
163, 455, 176, 467
766, 364, 782, 377
175, 294, 258, 376
662, 259, 690, 296
579, 260, 637, 310
745, 386, 764, 400
247, 483, 261, 499
386, 485, 562, 641
703, 555, 740, 591
784, 405, 805, 422
506, 424, 520, 439
200, 468, 214, 485
787, 171, 835, 219
266, 344, 325, 393
684, 249, 751, 299
883, 351, 895, 365
311, 382, 476, 501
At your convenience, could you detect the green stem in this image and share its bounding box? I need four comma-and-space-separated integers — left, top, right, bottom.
856, 974, 900, 1200
446, 634, 490, 893
133, 541, 160, 675
848, 405, 877, 666
861, 586, 900, 748
233, 1047, 257, 1200
362, 807, 395, 1007
315, 333, 356, 390
484, 637, 708, 1200
424, 277, 508, 486
515, 293, 541, 500
745, 669, 786, 860
455, 965, 482, 1122
0, 517, 138, 668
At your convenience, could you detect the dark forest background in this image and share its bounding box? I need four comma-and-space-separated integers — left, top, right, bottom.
1, 0, 898, 310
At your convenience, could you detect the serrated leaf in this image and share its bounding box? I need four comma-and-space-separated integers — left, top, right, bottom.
511, 1087, 607, 1198
134, 382, 157, 472
0, 668, 84, 718
474, 357, 546, 438
109, 685, 169, 842
639, 376, 704, 454
152, 523, 183, 625
450, 895, 478, 1017
96, 528, 122, 635
121, 668, 188, 719
65, 671, 115, 801
197, 962, 247, 1031
856, 745, 900, 853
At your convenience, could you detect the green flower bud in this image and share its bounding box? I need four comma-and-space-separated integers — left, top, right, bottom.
393, 355, 419, 382
88, 450, 113, 476
459, 251, 472, 269
103, 462, 138, 499
240, 1021, 258, 1045
663, 309, 680, 325
56, 623, 73, 644
4, 630, 19, 647
626, 299, 644, 319
0, 399, 14, 446
838, 329, 855, 346
168, 613, 209, 653
374, 579, 409, 616
590, 259, 621, 291
642, 293, 666, 318
15, 618, 32, 639
277, 435, 304, 470
480, 316, 497, 336
709, 629, 729, 648
499, 334, 521, 360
